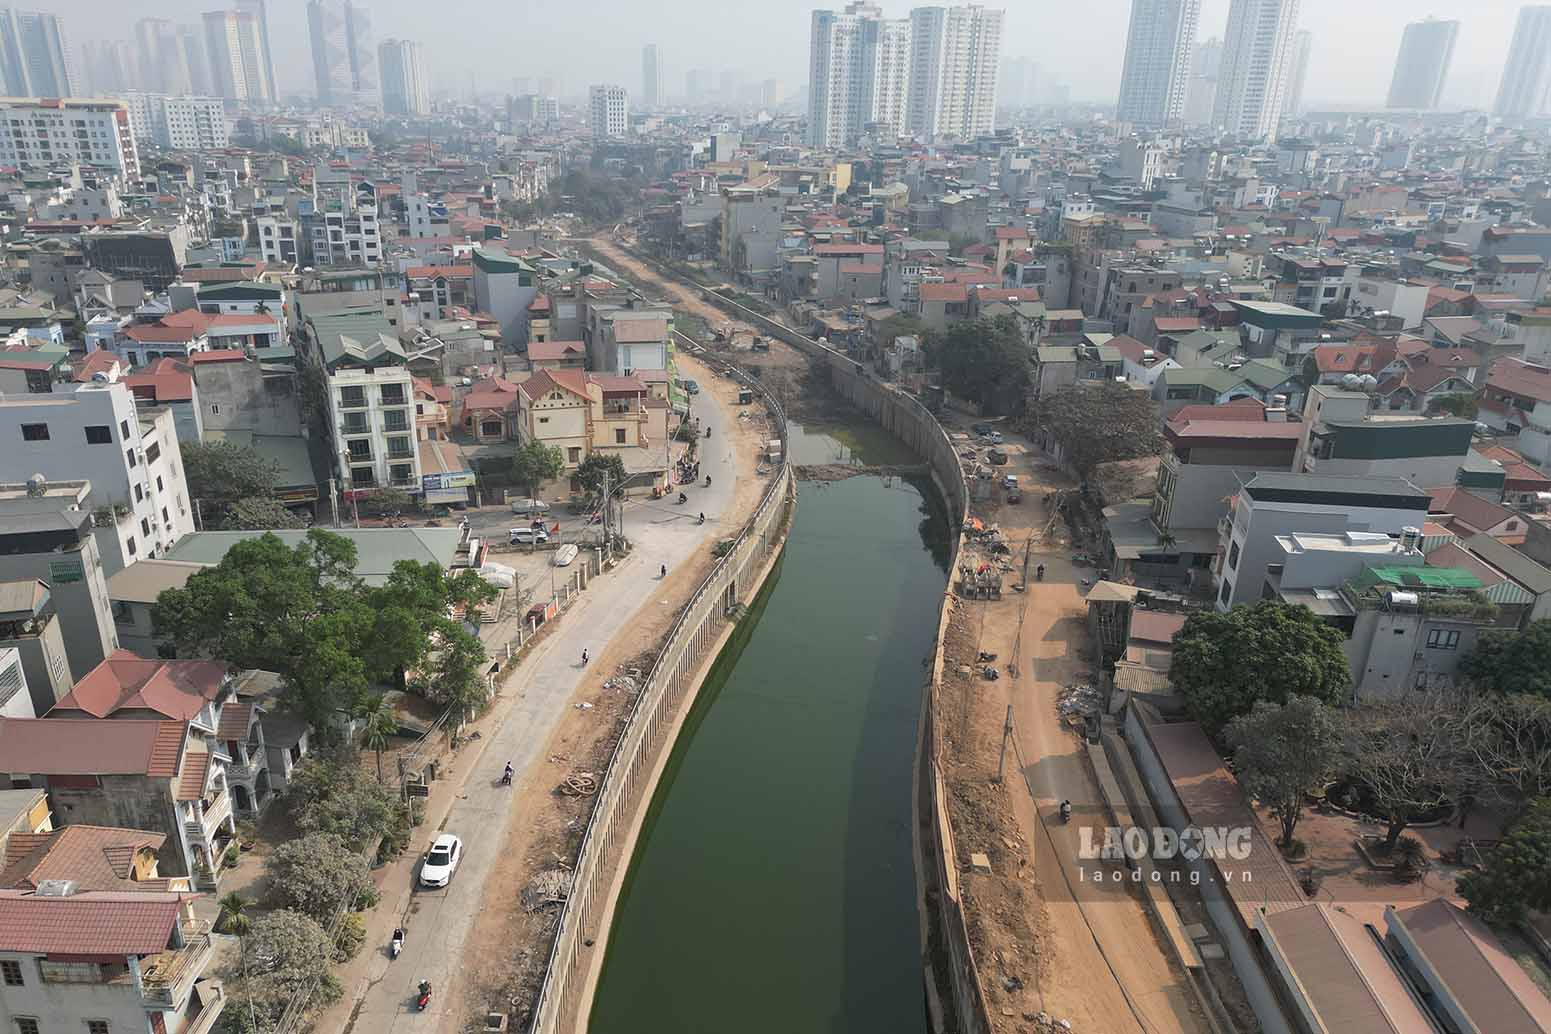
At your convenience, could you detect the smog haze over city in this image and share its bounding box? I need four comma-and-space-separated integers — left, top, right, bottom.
30, 0, 1542, 109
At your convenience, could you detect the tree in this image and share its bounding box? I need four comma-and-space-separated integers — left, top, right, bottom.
1458, 796, 1551, 923
1170, 601, 1351, 736
221, 497, 303, 531
1344, 692, 1473, 851
181, 441, 280, 504
420, 627, 489, 725
359, 695, 398, 782
1429, 392, 1479, 420
1225, 696, 1343, 848
265, 832, 372, 923
216, 892, 252, 937
284, 610, 371, 730
227, 910, 341, 1030
1461, 620, 1551, 698
1462, 693, 1551, 813
575, 452, 627, 496
926, 316, 1030, 412
1028, 381, 1164, 478
286, 749, 400, 849
511, 439, 564, 494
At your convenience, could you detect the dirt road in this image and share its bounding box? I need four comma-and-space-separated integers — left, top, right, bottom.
937, 412, 1207, 1034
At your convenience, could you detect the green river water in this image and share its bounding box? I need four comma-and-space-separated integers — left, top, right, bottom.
588, 423, 948, 1034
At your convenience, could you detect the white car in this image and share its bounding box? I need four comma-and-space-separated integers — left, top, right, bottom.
419, 833, 463, 888
509, 526, 551, 545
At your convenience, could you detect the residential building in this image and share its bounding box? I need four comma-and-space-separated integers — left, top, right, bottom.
0, 8, 75, 97
1480, 357, 1551, 469
1230, 299, 1323, 368
201, 8, 271, 104
0, 381, 194, 577
807, 3, 913, 148
0, 646, 28, 719
0, 886, 224, 1034
1386, 17, 1458, 110
316, 326, 420, 495
379, 38, 428, 116
1214, 0, 1301, 139
588, 84, 629, 139
1115, 0, 1200, 128
125, 94, 229, 152
0, 481, 117, 685
471, 247, 538, 345
906, 3, 1003, 141
81, 229, 190, 294
0, 99, 137, 178
1182, 35, 1220, 125
308, 0, 376, 106
235, 0, 277, 103
1386, 899, 1551, 1033
642, 43, 661, 109
0, 580, 70, 716
1282, 29, 1311, 117
1294, 386, 1479, 486
512, 369, 651, 471
1494, 5, 1551, 119
301, 173, 380, 267
135, 18, 193, 96
1213, 472, 1431, 610
721, 189, 785, 283
80, 40, 137, 95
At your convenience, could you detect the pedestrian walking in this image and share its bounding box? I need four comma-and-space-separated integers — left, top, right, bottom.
660, 563, 667, 578
581, 649, 589, 665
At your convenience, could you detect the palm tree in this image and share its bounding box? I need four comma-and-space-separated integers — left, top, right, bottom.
359, 696, 398, 782
216, 892, 251, 937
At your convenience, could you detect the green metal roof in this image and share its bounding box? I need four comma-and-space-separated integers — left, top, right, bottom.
1238, 359, 1295, 391
1360, 566, 1485, 590
1160, 367, 1246, 392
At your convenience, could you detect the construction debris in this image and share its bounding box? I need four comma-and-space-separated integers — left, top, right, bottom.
1056, 684, 1101, 719
521, 869, 572, 913
602, 674, 640, 693
558, 773, 598, 797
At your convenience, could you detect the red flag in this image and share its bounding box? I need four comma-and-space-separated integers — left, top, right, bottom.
551, 522, 561, 533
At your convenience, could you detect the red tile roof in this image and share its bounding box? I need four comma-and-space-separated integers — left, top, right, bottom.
919, 283, 968, 303
73, 349, 124, 382
0, 826, 168, 892
215, 701, 254, 742
592, 374, 647, 394
406, 265, 472, 280
1427, 486, 1520, 538
123, 359, 194, 403
610, 318, 668, 344
175, 751, 211, 801
123, 325, 204, 345
526, 340, 585, 362
813, 243, 883, 255
994, 226, 1031, 240
1488, 358, 1551, 404
0, 719, 185, 777
0, 890, 185, 955
186, 349, 248, 364
461, 376, 521, 413
1153, 317, 1202, 332
517, 368, 589, 402
52, 651, 229, 721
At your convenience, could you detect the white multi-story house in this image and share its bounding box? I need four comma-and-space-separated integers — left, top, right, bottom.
404, 194, 449, 239
302, 175, 380, 267
254, 215, 298, 264
0, 381, 194, 575
588, 84, 629, 138
319, 333, 420, 494
0, 99, 138, 177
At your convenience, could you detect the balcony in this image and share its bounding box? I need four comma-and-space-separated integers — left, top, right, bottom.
338, 392, 367, 410
341, 418, 370, 436
139, 923, 214, 1009
185, 791, 231, 847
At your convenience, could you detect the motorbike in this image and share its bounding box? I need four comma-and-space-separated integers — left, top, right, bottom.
705, 427, 712, 438
676, 492, 687, 505
501, 766, 513, 786
697, 512, 706, 525
390, 928, 403, 959
1035, 564, 1045, 581
416, 980, 432, 1011
704, 475, 712, 487
1059, 801, 1072, 824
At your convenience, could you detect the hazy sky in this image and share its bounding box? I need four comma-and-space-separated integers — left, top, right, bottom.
47, 0, 1534, 109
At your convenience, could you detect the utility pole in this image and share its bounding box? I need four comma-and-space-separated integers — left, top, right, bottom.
995, 705, 1013, 784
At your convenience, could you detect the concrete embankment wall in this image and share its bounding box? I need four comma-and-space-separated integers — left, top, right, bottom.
682, 281, 994, 1034
528, 352, 793, 1033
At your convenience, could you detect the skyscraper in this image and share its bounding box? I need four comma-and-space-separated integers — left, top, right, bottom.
906, 4, 1002, 140
136, 18, 192, 96
379, 38, 428, 115
807, 4, 911, 147
1183, 36, 1221, 125
642, 44, 661, 109
0, 8, 76, 97
180, 25, 212, 96
1116, 0, 1200, 128
1386, 18, 1458, 109
1494, 5, 1551, 119
235, 0, 277, 102
1284, 29, 1312, 117
81, 40, 136, 95
308, 0, 376, 106
203, 10, 272, 103
1214, 0, 1301, 138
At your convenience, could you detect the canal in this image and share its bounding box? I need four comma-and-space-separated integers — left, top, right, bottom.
588, 422, 948, 1034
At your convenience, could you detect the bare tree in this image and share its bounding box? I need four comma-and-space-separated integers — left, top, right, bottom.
1344, 690, 1474, 851
1462, 693, 1551, 814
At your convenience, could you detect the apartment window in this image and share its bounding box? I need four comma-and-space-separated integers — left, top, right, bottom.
1218, 579, 1231, 605
346, 440, 371, 461
568, 447, 582, 463
162, 507, 170, 525
145, 441, 161, 464
1227, 541, 1239, 570
16, 1019, 37, 1034
156, 476, 163, 492
120, 419, 129, 438
538, 417, 549, 424
84, 424, 112, 444
339, 386, 366, 409
134, 484, 143, 502
387, 436, 412, 460
380, 385, 407, 406
126, 447, 137, 468
20, 423, 48, 441
1427, 629, 1461, 651
2, 960, 23, 985
141, 518, 151, 537
383, 410, 409, 432
210, 403, 221, 415
87, 1021, 110, 1034
615, 428, 627, 444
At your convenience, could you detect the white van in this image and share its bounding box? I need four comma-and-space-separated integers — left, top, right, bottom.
509, 497, 551, 517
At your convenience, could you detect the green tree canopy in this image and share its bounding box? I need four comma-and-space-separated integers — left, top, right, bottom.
575, 452, 627, 495
1458, 796, 1551, 923
926, 316, 1029, 412
1028, 380, 1163, 478
511, 439, 564, 494
222, 497, 303, 531
223, 910, 340, 1032
182, 441, 281, 504
1461, 620, 1551, 698
286, 748, 401, 850
265, 832, 372, 923
1170, 601, 1351, 736
1225, 696, 1343, 847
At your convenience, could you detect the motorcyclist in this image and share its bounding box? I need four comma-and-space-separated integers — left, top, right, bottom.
1036, 564, 1045, 581
698, 512, 706, 525
1059, 799, 1072, 823
502, 761, 513, 784
705, 475, 712, 487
